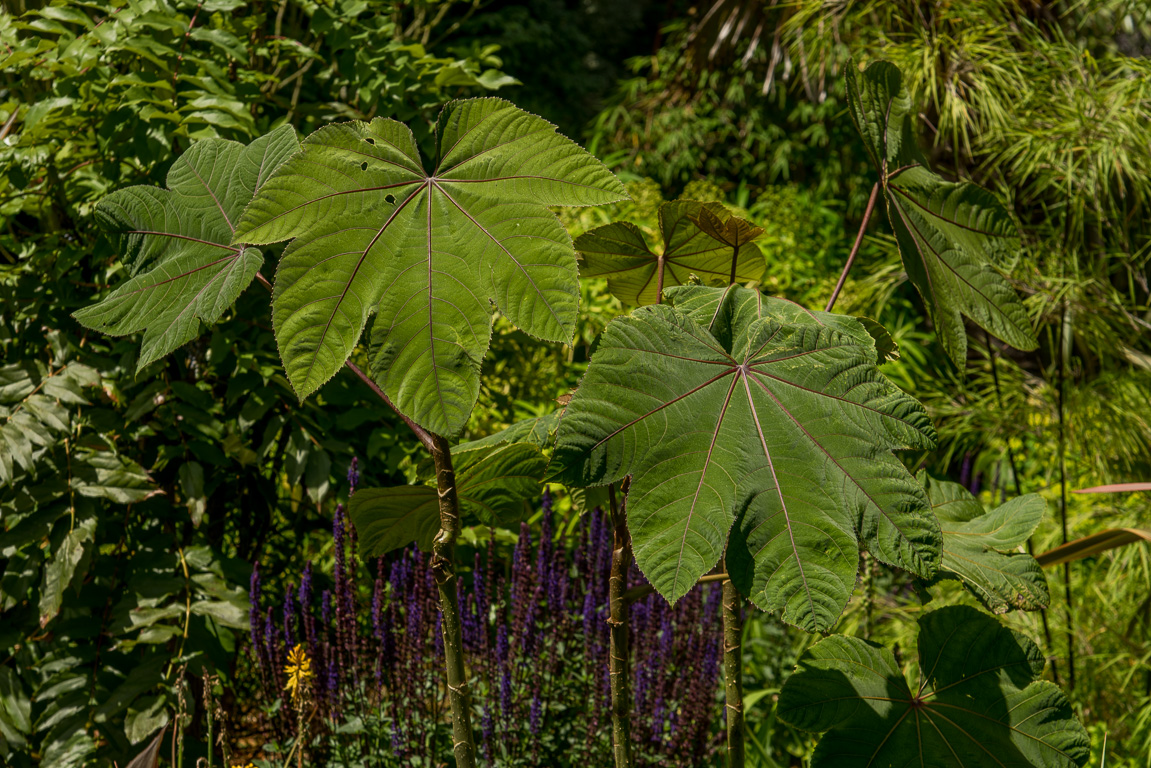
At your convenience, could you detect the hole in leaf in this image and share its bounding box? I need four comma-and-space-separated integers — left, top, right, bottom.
365, 138, 375, 145
385, 194, 396, 204
361, 162, 368, 171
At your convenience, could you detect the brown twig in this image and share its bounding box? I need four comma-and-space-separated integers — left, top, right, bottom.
825, 182, 880, 313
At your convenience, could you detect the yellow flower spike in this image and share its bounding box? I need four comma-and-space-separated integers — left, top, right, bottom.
283, 645, 312, 705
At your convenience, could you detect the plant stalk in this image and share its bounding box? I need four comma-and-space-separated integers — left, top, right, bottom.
985, 330, 1060, 683
622, 572, 729, 604
429, 433, 477, 768
722, 579, 745, 768
656, 253, 666, 305
824, 182, 880, 313
607, 482, 633, 768
1057, 304, 1075, 690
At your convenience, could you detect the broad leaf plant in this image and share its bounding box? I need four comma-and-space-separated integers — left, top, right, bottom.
76, 61, 1085, 768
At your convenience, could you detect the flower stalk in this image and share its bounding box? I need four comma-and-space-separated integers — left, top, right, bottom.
429, 433, 478, 768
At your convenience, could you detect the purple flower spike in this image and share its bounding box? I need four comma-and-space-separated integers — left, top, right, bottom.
282, 581, 296, 648
249, 562, 262, 650
529, 688, 543, 736
347, 455, 360, 496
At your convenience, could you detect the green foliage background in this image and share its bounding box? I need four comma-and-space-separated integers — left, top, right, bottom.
2, 0, 1150, 766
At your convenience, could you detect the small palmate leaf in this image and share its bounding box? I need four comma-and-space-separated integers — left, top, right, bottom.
575, 201, 765, 306
921, 472, 1049, 613
350, 442, 546, 555
550, 285, 938, 630
75, 126, 299, 370
779, 605, 1090, 768
846, 61, 1037, 365
233, 98, 625, 434
452, 411, 560, 452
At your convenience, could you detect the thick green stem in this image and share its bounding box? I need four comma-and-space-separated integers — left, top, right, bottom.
608, 483, 633, 768
722, 579, 745, 768
429, 434, 477, 768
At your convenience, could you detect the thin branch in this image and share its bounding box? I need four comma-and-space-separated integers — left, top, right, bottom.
252, 272, 434, 453
984, 330, 1059, 683
1057, 304, 1075, 689
622, 572, 729, 604
825, 182, 880, 313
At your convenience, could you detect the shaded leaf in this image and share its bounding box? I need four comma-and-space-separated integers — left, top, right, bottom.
779, 605, 1090, 768
234, 99, 625, 433
71, 451, 155, 503
351, 442, 546, 555
921, 472, 1049, 613
38, 517, 96, 627
124, 725, 167, 767
575, 201, 765, 306
75, 126, 299, 370
550, 284, 938, 630
178, 462, 206, 526
846, 60, 1037, 365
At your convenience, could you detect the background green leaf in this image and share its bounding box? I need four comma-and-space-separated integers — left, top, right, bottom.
921, 472, 1050, 613
846, 60, 1037, 365
351, 441, 546, 555
74, 126, 300, 370
575, 201, 765, 306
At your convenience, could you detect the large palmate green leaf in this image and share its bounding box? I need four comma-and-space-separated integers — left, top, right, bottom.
550, 284, 939, 630
233, 98, 625, 434
779, 605, 1090, 768
74, 126, 299, 370
574, 201, 765, 306
846, 61, 1037, 365
921, 472, 1049, 613
350, 442, 546, 555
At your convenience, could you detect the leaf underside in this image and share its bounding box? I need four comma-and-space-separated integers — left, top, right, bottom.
233, 98, 626, 434
349, 442, 546, 555
550, 284, 939, 631
575, 201, 766, 306
921, 472, 1050, 613
779, 605, 1090, 768
847, 61, 1037, 365
75, 126, 299, 370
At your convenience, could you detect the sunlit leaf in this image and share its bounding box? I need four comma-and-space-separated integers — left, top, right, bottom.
233, 99, 625, 434
575, 201, 765, 306
550, 284, 938, 630
779, 605, 1090, 768
846, 60, 1037, 365
921, 472, 1049, 613
75, 126, 300, 370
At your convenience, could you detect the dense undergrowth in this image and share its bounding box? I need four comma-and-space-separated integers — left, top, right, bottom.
2, 1, 1150, 767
